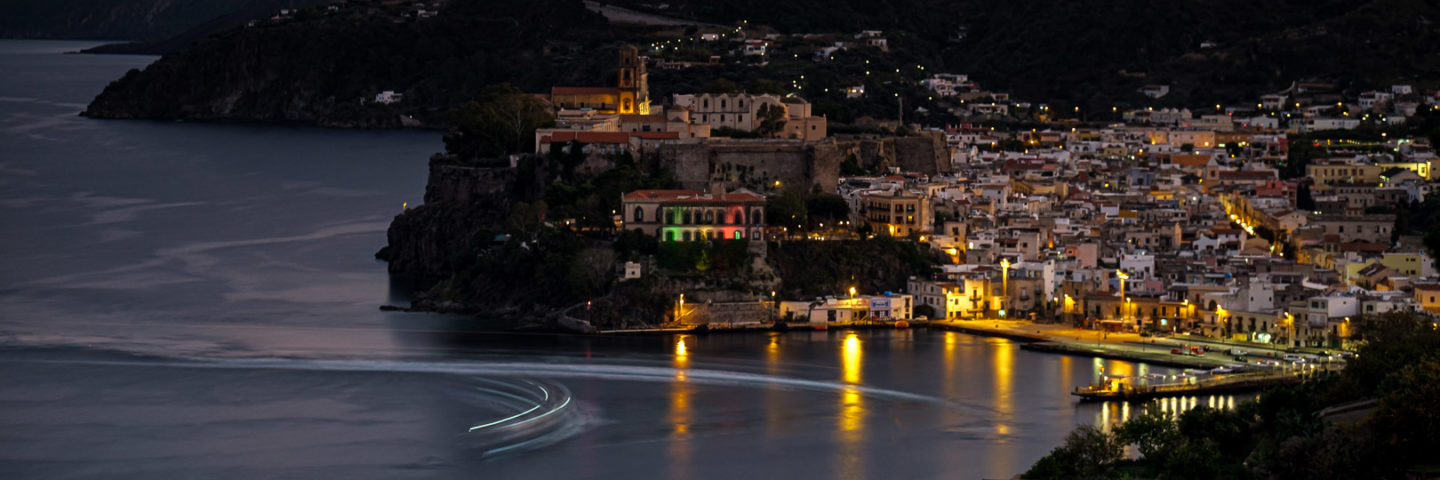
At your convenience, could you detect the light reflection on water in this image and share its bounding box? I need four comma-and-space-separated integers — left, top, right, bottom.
670, 335, 693, 479
837, 332, 865, 480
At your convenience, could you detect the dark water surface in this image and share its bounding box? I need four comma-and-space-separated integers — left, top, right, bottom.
0, 40, 1236, 480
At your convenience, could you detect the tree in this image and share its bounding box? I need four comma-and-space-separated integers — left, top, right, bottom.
805, 193, 851, 227
756, 103, 788, 137
1116, 404, 1181, 463
1024, 425, 1124, 480
443, 84, 553, 162
1295, 183, 1315, 210
840, 154, 867, 176
701, 78, 741, 93
766, 190, 808, 232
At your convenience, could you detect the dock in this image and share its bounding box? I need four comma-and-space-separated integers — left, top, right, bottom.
1072, 371, 1303, 401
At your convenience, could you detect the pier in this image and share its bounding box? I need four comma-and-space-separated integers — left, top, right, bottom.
1072, 371, 1304, 401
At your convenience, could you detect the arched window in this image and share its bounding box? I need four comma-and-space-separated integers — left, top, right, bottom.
633, 206, 644, 222
683, 231, 692, 241
684, 209, 693, 224
654, 206, 662, 222
739, 99, 745, 108
721, 99, 727, 109
752, 209, 763, 225
705, 211, 714, 224
703, 99, 709, 109
737, 210, 746, 225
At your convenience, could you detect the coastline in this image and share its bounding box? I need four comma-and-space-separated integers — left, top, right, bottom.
409, 310, 1262, 369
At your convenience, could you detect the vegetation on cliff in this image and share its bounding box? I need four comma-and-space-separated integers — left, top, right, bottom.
1024, 312, 1440, 479
625, 0, 1440, 112
77, 0, 1440, 129
0, 0, 322, 41
83, 0, 621, 127
767, 237, 940, 300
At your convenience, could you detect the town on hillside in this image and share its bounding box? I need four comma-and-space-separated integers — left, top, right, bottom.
421, 18, 1440, 354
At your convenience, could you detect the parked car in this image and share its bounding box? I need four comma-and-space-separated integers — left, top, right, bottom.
1282, 354, 1305, 363
1171, 348, 1184, 355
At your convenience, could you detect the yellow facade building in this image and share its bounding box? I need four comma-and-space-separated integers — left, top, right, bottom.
550, 45, 651, 115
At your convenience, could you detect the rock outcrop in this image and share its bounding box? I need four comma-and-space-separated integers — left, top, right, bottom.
377, 155, 522, 280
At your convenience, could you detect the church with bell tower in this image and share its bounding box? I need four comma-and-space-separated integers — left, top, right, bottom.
549, 45, 650, 115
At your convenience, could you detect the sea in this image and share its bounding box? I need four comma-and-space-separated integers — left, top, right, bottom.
0, 40, 1237, 480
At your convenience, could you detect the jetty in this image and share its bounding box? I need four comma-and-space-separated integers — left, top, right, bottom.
1072, 371, 1304, 401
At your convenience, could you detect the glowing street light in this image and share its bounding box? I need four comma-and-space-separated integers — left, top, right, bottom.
1116, 270, 1130, 322
1000, 258, 1011, 315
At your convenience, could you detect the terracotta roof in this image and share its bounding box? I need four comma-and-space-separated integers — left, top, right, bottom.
630, 131, 681, 140
622, 189, 765, 203
551, 86, 618, 96
1168, 154, 1212, 168
1217, 170, 1276, 180
1340, 242, 1388, 253
620, 114, 668, 123
542, 131, 631, 144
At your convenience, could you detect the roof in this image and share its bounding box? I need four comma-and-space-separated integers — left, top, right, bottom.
622, 189, 766, 204
629, 131, 681, 140
551, 86, 618, 96
541, 131, 631, 144
1217, 170, 1276, 180
1340, 242, 1388, 253
1168, 154, 1213, 168
620, 114, 668, 123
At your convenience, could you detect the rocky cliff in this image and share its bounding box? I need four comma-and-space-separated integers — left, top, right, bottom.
378, 155, 531, 281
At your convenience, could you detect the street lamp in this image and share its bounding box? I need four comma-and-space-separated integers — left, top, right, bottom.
1000, 258, 1011, 316
849, 286, 857, 299
1116, 270, 1129, 323
677, 293, 685, 324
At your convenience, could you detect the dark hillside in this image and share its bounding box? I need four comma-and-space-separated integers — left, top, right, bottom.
83, 0, 625, 128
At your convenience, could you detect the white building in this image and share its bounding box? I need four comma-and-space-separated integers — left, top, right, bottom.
374, 90, 403, 104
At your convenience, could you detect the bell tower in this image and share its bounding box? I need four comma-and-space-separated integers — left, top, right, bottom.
616, 44, 650, 115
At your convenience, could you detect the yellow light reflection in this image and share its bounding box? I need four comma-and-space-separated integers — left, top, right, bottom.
994, 340, 1014, 436
842, 333, 862, 385
837, 333, 865, 478
669, 336, 693, 478
674, 336, 690, 370
765, 333, 784, 440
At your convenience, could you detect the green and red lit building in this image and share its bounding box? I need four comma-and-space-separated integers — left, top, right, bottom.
621, 189, 766, 242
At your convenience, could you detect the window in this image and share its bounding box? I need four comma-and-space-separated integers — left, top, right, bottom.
721, 100, 727, 109
683, 231, 692, 241
703, 99, 709, 109
739, 99, 744, 108
666, 231, 675, 241
705, 211, 714, 224
734, 231, 742, 239
633, 206, 644, 222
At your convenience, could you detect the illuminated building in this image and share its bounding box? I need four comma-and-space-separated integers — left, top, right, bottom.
549, 45, 650, 115
621, 189, 766, 242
